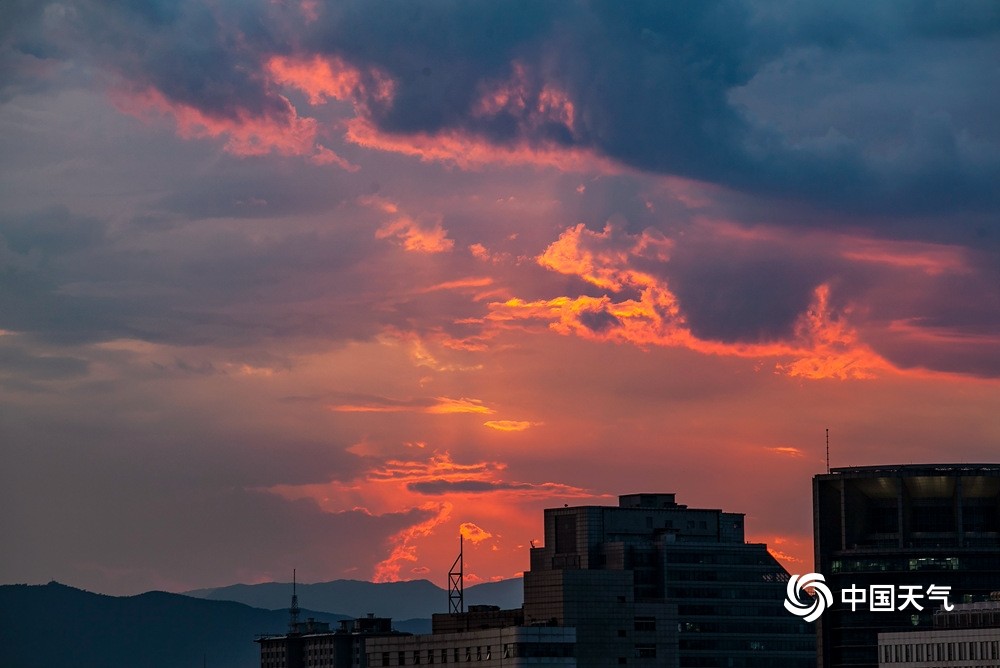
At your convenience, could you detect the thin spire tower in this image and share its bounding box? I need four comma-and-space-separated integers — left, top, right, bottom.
826, 428, 830, 474
289, 568, 301, 632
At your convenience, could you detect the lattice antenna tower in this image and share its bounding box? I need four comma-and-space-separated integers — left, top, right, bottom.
448, 535, 464, 615
289, 568, 301, 632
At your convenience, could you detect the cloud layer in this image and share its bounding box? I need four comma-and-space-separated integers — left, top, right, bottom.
0, 0, 997, 594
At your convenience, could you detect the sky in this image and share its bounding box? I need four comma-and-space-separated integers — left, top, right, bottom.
1, 0, 998, 597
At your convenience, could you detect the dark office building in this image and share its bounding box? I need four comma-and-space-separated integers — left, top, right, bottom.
523, 493, 815, 668
257, 615, 409, 668
814, 464, 1000, 668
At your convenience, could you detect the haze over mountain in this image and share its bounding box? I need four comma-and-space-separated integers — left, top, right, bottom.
0, 582, 436, 668
186, 577, 524, 620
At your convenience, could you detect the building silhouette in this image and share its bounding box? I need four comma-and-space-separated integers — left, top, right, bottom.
814, 464, 1000, 668
258, 492, 818, 667
523, 493, 815, 667
257, 612, 408, 667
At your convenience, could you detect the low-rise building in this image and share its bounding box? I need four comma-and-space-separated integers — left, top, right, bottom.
365, 625, 576, 667
257, 615, 410, 668
878, 599, 1000, 667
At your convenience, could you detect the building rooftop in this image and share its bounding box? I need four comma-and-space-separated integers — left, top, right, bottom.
821, 463, 1000, 478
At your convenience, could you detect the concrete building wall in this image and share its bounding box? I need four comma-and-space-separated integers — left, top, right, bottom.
365, 627, 576, 667
878, 627, 1000, 667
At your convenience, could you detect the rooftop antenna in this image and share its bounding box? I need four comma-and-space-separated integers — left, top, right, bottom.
448, 535, 464, 616
289, 569, 301, 633
826, 428, 830, 474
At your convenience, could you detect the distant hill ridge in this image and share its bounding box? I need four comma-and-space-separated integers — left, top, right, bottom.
0, 582, 344, 668
185, 577, 524, 620
0, 578, 523, 667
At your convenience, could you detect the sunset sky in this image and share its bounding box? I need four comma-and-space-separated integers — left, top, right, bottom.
1, 1, 998, 597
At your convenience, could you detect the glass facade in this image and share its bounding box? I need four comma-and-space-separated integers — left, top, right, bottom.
814, 464, 1000, 668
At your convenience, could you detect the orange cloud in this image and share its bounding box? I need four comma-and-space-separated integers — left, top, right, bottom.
420, 277, 495, 293
375, 216, 454, 253
368, 452, 502, 485
485, 224, 892, 380
483, 420, 538, 432
472, 61, 576, 134
767, 446, 804, 458
751, 535, 812, 573
841, 239, 970, 275
266, 54, 394, 109
373, 501, 452, 582
425, 397, 493, 415
459, 522, 493, 544
886, 319, 1000, 346
366, 196, 455, 253
361, 452, 591, 500
345, 117, 619, 172
328, 396, 494, 414
113, 86, 354, 168
774, 285, 889, 380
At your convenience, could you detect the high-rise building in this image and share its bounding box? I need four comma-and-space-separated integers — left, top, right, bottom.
523, 493, 815, 668
814, 464, 1000, 668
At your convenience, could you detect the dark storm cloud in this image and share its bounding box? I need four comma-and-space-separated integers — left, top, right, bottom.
22, 0, 995, 230
0, 342, 89, 380
0, 203, 390, 347
0, 207, 105, 254
74, 0, 291, 121
304, 0, 999, 220
668, 256, 822, 343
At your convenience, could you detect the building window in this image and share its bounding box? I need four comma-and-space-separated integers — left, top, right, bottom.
555, 515, 576, 553
635, 617, 656, 632
635, 644, 656, 658
414, 650, 421, 664
382, 652, 390, 666
399, 651, 406, 665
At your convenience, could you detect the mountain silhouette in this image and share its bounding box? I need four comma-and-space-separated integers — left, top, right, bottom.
185, 577, 524, 619
0, 582, 431, 668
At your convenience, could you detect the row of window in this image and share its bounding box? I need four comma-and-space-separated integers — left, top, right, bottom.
666, 586, 784, 600
881, 638, 1000, 663
369, 642, 575, 665
679, 638, 815, 652
664, 552, 773, 566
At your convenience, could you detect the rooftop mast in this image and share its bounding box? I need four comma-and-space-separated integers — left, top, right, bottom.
289, 569, 301, 633
448, 535, 464, 616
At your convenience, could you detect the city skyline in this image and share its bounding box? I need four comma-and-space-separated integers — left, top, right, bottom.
1, 1, 998, 596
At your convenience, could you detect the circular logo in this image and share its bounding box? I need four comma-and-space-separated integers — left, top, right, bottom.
784, 572, 833, 622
